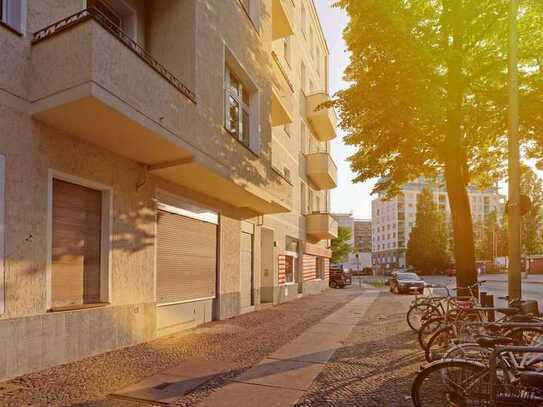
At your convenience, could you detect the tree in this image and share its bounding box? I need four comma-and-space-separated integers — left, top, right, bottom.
520, 165, 543, 255
406, 188, 449, 274
331, 226, 353, 264
332, 0, 543, 289
475, 210, 500, 261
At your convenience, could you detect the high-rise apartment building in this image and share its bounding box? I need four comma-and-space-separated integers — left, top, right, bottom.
372, 178, 503, 268
332, 213, 372, 271
0, 0, 338, 381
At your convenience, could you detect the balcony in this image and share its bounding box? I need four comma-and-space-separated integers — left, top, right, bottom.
29, 9, 289, 215
305, 152, 337, 190
272, 0, 294, 40
306, 213, 339, 242
305, 93, 337, 141
271, 51, 294, 126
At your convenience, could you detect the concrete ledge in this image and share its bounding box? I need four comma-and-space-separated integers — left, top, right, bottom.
0, 302, 155, 382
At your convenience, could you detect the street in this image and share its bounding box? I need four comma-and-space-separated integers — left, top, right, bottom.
423, 275, 543, 307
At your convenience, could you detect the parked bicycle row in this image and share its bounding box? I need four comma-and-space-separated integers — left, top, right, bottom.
405, 281, 543, 406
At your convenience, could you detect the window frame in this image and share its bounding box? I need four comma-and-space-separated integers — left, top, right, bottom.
223, 45, 261, 155
0, 0, 25, 35
0, 154, 4, 315
225, 67, 251, 148
46, 170, 113, 311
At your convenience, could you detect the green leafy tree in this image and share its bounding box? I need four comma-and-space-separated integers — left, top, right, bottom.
475, 211, 500, 261
331, 226, 353, 264
520, 165, 543, 255
332, 0, 543, 288
406, 188, 449, 274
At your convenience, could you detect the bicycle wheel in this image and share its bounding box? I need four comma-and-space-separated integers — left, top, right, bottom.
418, 316, 444, 350
412, 359, 490, 407
407, 302, 441, 332
425, 325, 456, 362
443, 343, 490, 363
505, 327, 543, 347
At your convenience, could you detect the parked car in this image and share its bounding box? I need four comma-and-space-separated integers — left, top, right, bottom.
389, 272, 425, 294
329, 270, 349, 289
344, 270, 352, 285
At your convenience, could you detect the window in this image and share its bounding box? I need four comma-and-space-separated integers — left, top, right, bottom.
316, 257, 325, 279
88, 0, 121, 29
240, 0, 260, 29
283, 36, 291, 67
0, 154, 4, 314
300, 62, 306, 93
316, 47, 321, 76
285, 255, 295, 283
87, 0, 137, 40
301, 2, 307, 36
300, 121, 307, 153
1, 0, 24, 33
225, 67, 251, 148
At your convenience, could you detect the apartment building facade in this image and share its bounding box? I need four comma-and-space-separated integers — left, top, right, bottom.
332, 213, 372, 271
372, 178, 503, 268
0, 0, 338, 381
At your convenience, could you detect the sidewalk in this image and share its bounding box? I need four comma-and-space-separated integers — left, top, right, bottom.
0, 289, 360, 407
0, 287, 421, 406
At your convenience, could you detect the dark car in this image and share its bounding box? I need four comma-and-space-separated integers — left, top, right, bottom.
389, 272, 425, 294
329, 270, 349, 289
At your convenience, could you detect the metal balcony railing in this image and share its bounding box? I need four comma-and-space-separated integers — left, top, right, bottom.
32, 8, 196, 103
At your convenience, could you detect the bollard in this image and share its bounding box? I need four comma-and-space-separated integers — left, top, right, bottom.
486, 294, 495, 322
480, 291, 487, 304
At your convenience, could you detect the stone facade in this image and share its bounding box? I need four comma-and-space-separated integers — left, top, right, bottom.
0, 0, 337, 381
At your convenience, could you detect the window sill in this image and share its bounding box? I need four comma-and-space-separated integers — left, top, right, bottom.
237, 0, 260, 36
271, 165, 293, 186
48, 302, 110, 312
0, 21, 23, 37
223, 127, 260, 158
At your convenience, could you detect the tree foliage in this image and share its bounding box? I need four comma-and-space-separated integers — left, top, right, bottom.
331, 226, 353, 264
520, 165, 543, 255
406, 188, 450, 273
332, 0, 543, 286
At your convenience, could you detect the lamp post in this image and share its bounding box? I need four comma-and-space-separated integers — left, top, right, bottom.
507, 0, 522, 300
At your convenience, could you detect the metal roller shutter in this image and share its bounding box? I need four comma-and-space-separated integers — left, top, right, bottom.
156, 210, 217, 304
52, 179, 102, 308
240, 232, 253, 309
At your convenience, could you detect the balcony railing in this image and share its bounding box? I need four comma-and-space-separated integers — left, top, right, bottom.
32, 8, 196, 103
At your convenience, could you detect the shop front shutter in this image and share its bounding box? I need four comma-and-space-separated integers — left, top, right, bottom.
156, 210, 217, 304
52, 179, 102, 308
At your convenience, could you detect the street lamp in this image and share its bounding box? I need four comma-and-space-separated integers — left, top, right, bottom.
507, 0, 522, 300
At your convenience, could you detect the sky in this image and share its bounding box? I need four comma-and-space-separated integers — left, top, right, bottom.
314, 0, 376, 220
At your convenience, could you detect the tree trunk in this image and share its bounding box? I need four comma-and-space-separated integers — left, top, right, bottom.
444, 0, 478, 293
445, 165, 477, 291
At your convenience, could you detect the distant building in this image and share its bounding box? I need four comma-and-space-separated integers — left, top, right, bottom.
371, 178, 504, 269
332, 213, 372, 271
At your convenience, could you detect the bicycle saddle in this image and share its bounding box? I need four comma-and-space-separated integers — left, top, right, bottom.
496, 308, 520, 316
509, 313, 538, 322
520, 372, 543, 389
476, 336, 512, 348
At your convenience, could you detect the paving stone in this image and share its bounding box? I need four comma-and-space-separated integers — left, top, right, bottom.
232, 358, 325, 390
196, 382, 304, 407
109, 374, 208, 404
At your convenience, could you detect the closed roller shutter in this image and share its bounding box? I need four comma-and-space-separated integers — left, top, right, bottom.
240, 232, 253, 308
52, 179, 102, 308
156, 210, 217, 304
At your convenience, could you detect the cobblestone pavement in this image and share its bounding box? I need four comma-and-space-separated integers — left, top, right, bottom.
296, 290, 422, 407
0, 289, 359, 407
